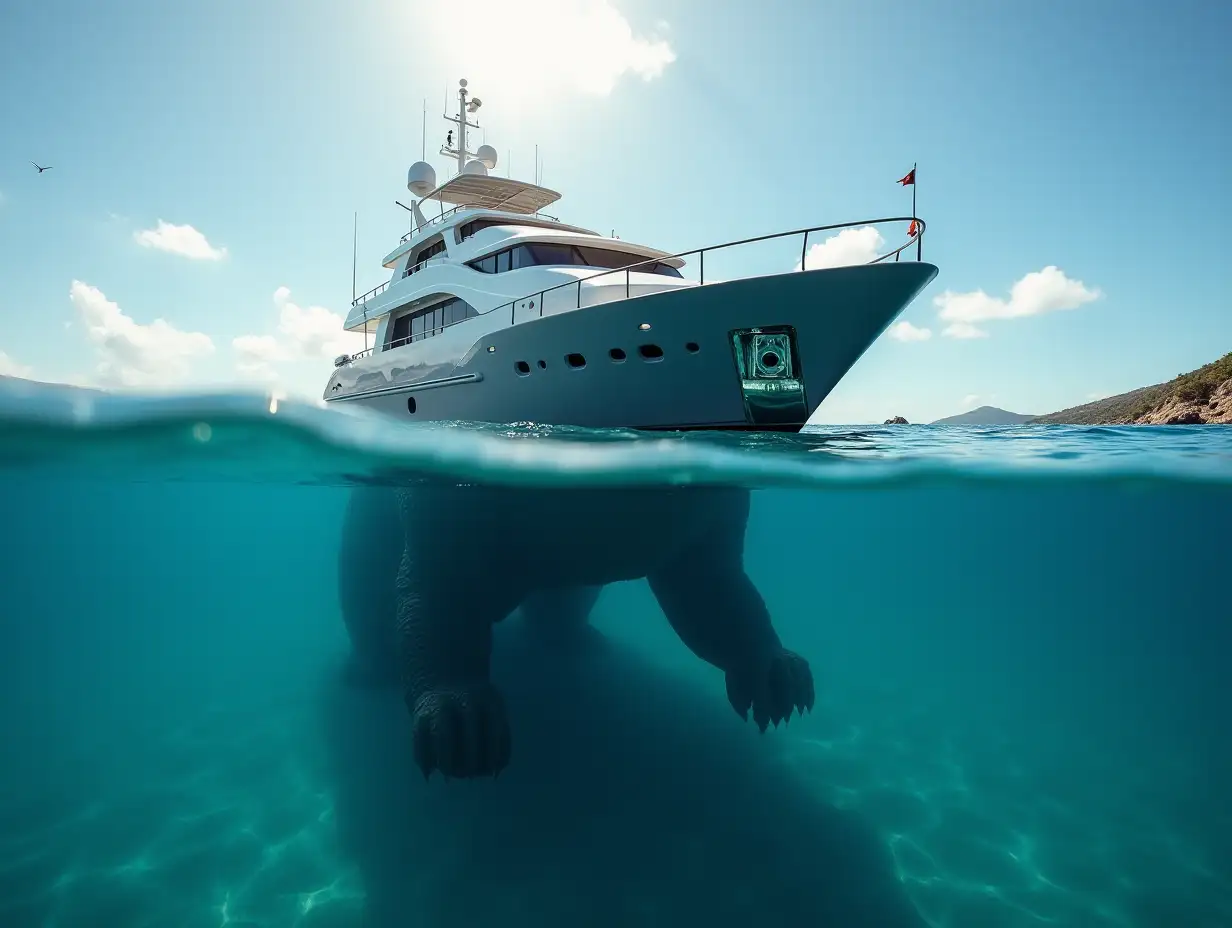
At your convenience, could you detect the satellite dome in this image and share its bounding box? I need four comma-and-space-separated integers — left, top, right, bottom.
407, 161, 437, 196
475, 144, 498, 170
462, 159, 488, 176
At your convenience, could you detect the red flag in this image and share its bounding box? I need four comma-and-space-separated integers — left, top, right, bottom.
897, 168, 916, 186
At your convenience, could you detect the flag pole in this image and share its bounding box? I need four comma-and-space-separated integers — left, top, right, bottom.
912, 162, 921, 260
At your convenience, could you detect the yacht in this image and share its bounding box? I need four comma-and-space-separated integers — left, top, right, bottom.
324, 80, 938, 431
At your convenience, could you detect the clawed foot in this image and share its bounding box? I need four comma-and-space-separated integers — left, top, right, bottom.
410, 684, 511, 780
725, 647, 815, 732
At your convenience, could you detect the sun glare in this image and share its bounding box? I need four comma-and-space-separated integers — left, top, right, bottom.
417, 0, 674, 101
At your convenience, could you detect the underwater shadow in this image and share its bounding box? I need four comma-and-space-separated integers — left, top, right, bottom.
320, 620, 925, 928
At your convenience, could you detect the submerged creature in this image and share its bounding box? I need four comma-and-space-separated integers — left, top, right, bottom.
338, 482, 814, 780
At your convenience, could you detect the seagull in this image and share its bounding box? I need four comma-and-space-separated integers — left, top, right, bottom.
30, 161, 53, 173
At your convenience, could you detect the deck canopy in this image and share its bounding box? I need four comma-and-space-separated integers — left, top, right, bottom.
420, 174, 562, 215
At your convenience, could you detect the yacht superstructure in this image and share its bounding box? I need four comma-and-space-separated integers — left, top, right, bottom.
324, 79, 938, 430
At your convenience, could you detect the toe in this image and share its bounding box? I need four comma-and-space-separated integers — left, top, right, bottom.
769, 657, 793, 726
726, 672, 753, 722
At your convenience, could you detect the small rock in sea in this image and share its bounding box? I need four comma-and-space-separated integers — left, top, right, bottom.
883, 416, 909, 425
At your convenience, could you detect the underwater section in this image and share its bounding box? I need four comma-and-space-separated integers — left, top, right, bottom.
0, 382, 1229, 927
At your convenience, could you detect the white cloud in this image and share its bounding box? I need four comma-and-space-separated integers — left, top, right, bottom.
232, 287, 364, 384
0, 350, 32, 379
961, 393, 980, 409
134, 220, 227, 261
69, 280, 215, 387
423, 1, 674, 97
935, 266, 1101, 338
942, 322, 989, 339
798, 226, 885, 270
888, 320, 932, 342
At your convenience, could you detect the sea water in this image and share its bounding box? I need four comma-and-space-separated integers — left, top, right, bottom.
1, 379, 1230, 928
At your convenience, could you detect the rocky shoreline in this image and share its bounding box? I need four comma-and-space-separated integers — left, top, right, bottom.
1134, 379, 1232, 425
1029, 353, 1232, 426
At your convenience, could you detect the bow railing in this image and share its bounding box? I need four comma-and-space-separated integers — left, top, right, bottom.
339, 216, 925, 365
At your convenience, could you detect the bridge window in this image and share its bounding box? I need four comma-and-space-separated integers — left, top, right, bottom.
388, 297, 479, 348
458, 218, 510, 241
404, 237, 447, 278
468, 243, 683, 278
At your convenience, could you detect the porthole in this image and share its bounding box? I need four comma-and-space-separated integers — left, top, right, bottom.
407, 396, 416, 414
514, 360, 531, 375
566, 353, 587, 369
685, 341, 700, 354
538, 359, 547, 370
609, 347, 627, 362
639, 343, 664, 361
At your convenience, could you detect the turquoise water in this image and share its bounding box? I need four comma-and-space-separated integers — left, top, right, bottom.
1, 377, 1231, 928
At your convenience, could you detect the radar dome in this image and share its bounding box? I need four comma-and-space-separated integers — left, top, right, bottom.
462, 159, 489, 176
475, 144, 498, 170
407, 161, 437, 196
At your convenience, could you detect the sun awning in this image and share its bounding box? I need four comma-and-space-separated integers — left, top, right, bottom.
420, 174, 562, 215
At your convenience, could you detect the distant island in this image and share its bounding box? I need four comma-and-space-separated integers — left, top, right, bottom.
931, 406, 1036, 426
1030, 351, 1231, 425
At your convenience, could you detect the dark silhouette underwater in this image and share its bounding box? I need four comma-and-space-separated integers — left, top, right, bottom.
322, 609, 926, 928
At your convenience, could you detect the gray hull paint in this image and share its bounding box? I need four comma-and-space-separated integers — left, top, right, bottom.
326, 262, 938, 429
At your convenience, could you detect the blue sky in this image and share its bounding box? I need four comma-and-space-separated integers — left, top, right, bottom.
1, 0, 1229, 424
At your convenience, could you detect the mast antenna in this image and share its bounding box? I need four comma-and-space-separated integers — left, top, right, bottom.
421, 98, 426, 160
439, 78, 483, 177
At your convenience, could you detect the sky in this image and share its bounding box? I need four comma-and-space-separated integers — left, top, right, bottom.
1, 0, 1230, 424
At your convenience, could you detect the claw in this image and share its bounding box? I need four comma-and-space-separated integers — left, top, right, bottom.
726, 647, 815, 733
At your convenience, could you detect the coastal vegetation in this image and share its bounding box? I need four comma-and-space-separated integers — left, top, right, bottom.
1031, 352, 1232, 425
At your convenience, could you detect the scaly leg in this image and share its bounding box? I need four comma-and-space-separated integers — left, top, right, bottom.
647, 489, 815, 732
394, 487, 522, 779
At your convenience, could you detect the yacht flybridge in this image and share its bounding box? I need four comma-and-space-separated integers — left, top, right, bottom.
325, 79, 938, 431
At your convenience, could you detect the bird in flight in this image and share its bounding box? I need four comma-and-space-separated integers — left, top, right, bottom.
30, 161, 53, 173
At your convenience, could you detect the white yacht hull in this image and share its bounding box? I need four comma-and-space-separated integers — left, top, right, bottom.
325, 261, 937, 431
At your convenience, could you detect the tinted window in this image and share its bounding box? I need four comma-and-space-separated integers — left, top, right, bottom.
467, 243, 682, 277
459, 219, 508, 241
575, 247, 683, 277
387, 298, 478, 348
576, 246, 635, 270
511, 244, 534, 269
391, 314, 411, 345
526, 243, 580, 266
415, 239, 446, 264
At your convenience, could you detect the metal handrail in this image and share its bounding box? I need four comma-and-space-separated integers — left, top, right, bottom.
351, 255, 448, 308
400, 206, 563, 244
353, 280, 390, 307
338, 215, 925, 366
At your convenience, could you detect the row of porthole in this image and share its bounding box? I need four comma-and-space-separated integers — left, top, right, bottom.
514, 341, 700, 376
